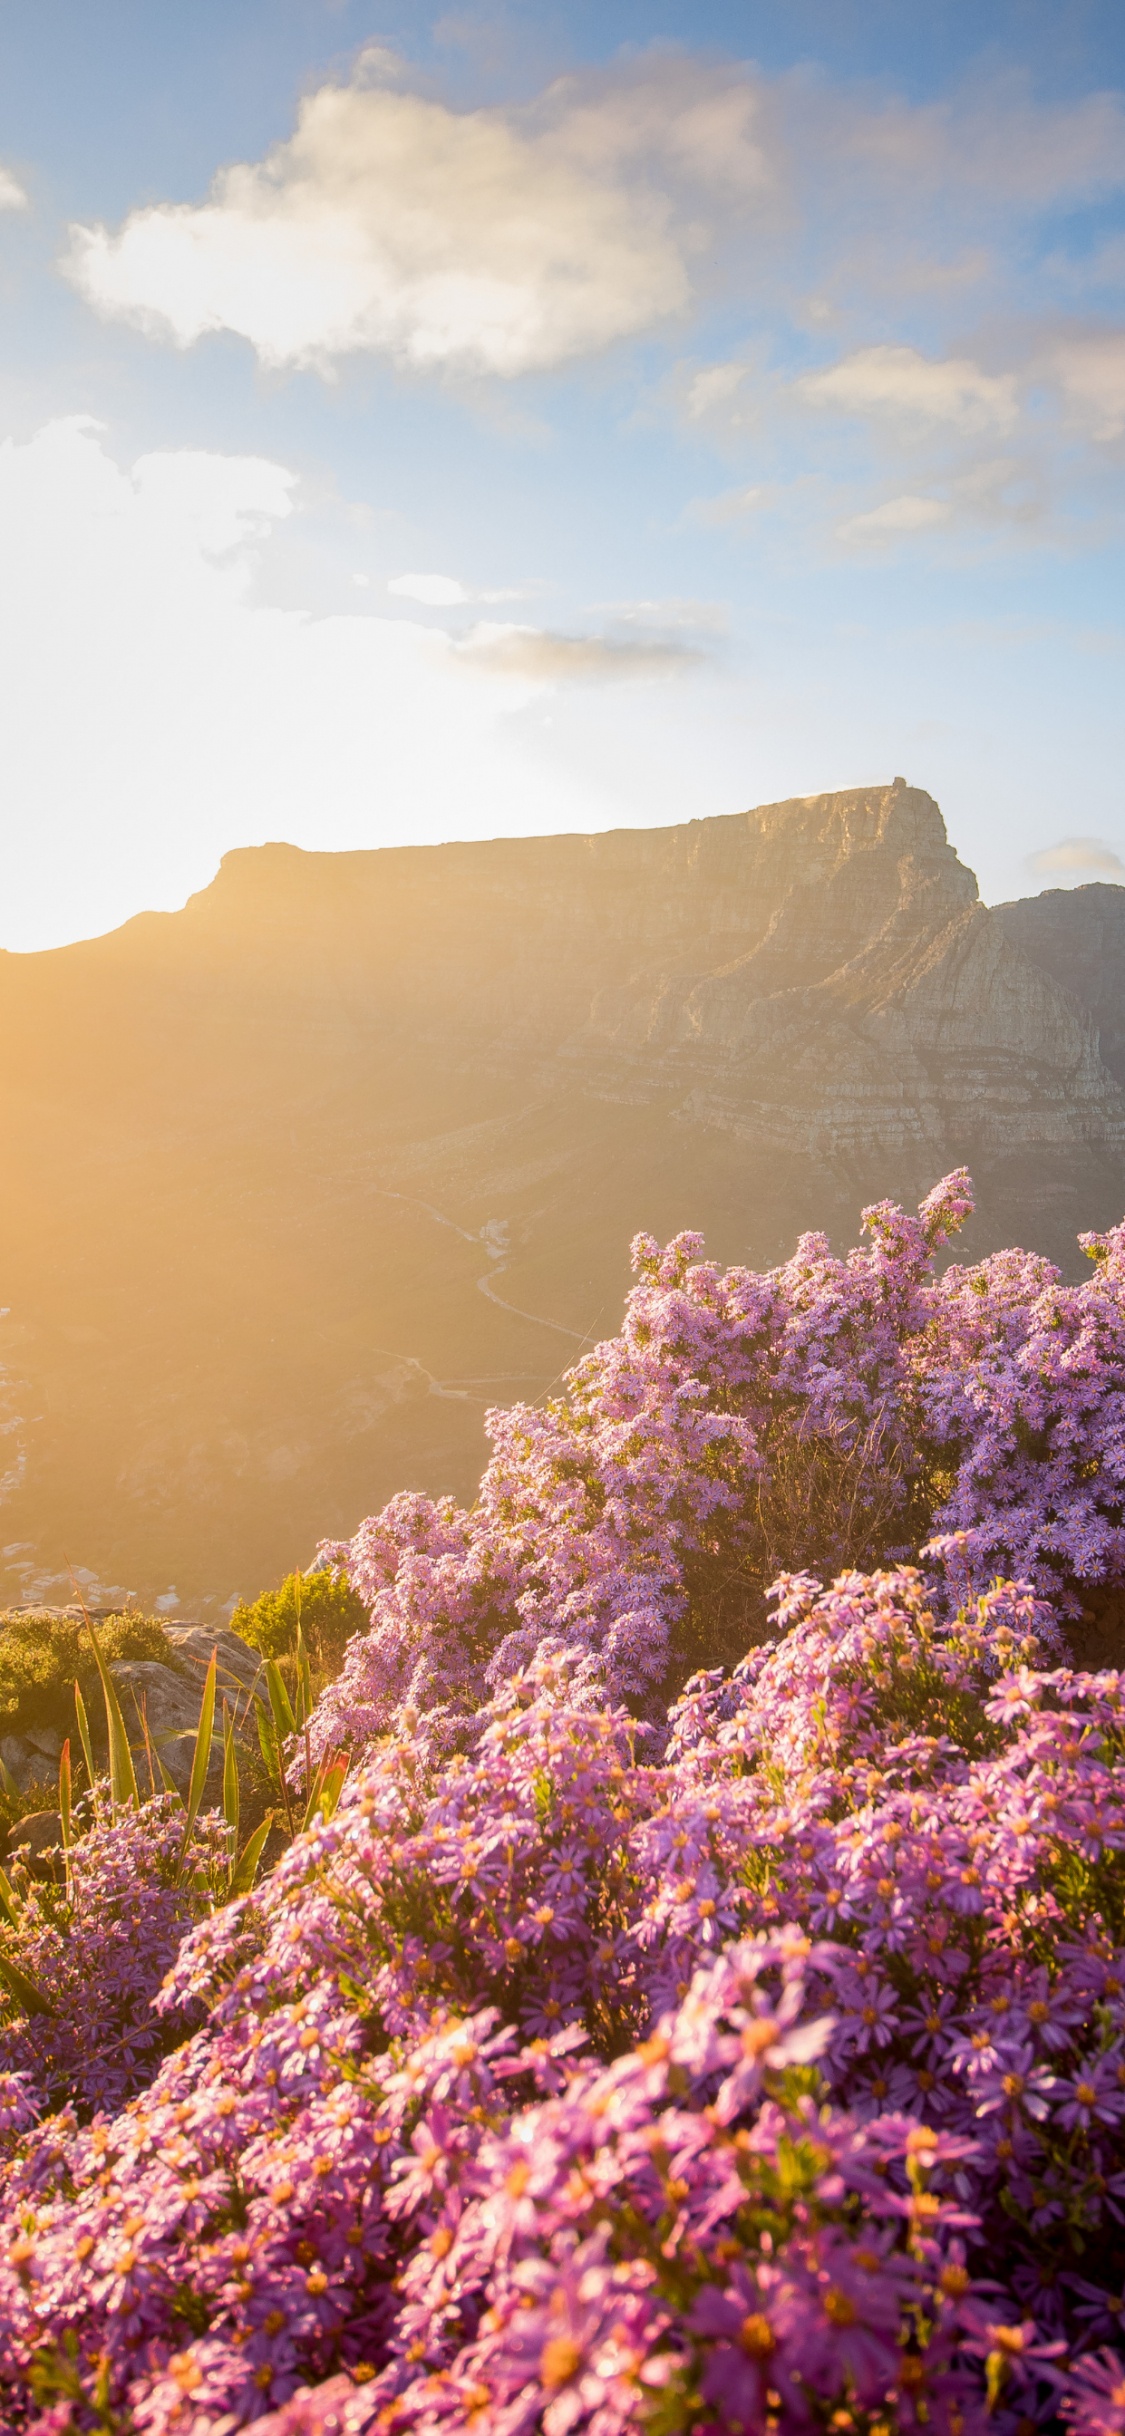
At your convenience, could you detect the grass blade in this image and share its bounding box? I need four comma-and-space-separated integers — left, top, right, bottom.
300, 1747, 349, 1834
177, 1651, 217, 1878
221, 1700, 240, 1854
58, 1738, 72, 1852
73, 1680, 96, 1792
295, 1620, 312, 1728
0, 1754, 18, 1803
265, 1658, 295, 1742
255, 1694, 280, 1778
0, 1951, 53, 2015
0, 1865, 20, 1926
85, 1619, 139, 1813
230, 1812, 273, 1895
156, 1750, 182, 1800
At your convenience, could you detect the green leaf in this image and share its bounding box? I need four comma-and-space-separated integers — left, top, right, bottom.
177, 1651, 217, 1879
255, 1694, 280, 1779
319, 1751, 349, 1824
0, 1950, 53, 2015
0, 1753, 18, 1803
156, 1750, 183, 1802
85, 1620, 139, 1813
0, 1866, 20, 1926
230, 1812, 273, 1895
222, 1701, 240, 1843
58, 1738, 72, 1854
73, 1680, 96, 1792
300, 1746, 349, 1834
265, 1658, 295, 1742
295, 1619, 312, 1728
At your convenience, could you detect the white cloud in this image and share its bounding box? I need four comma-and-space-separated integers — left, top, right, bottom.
837, 493, 953, 543
387, 570, 529, 605
0, 418, 683, 950
455, 622, 703, 680
388, 572, 471, 605
686, 483, 767, 528
0, 167, 27, 212
1027, 836, 1125, 880
1046, 331, 1125, 441
62, 50, 776, 378
686, 362, 746, 417
798, 344, 1019, 434
588, 596, 729, 634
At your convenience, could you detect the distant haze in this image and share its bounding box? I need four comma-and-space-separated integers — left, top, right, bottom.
1, 783, 1123, 1617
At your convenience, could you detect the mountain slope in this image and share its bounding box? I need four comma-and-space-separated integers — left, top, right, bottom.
994, 882, 1125, 1090
1, 780, 1122, 1614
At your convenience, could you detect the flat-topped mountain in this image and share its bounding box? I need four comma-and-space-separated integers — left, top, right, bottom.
2, 781, 1124, 1613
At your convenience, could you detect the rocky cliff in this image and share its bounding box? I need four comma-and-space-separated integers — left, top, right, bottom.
994, 882, 1125, 1091
1, 781, 1122, 1613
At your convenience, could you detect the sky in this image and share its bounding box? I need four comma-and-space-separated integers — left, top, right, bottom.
0, 1, 1124, 949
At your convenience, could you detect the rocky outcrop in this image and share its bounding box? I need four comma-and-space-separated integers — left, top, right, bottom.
0, 1622, 262, 1801
993, 883, 1125, 1090
1, 781, 1123, 1614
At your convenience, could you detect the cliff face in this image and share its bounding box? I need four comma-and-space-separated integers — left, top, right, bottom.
993, 883, 1125, 1091
1, 781, 1123, 1615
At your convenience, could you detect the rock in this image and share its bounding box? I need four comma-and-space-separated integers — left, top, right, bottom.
993, 884, 1125, 1091
6, 1808, 63, 1875
110, 1661, 225, 1803
23, 1725, 62, 1761
0, 1733, 60, 1794
162, 1623, 264, 1712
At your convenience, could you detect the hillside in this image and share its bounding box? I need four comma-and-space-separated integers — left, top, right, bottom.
1, 778, 1123, 1613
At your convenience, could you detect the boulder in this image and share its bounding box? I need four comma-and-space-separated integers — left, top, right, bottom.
162, 1622, 264, 1714
6, 1807, 64, 1876
110, 1660, 225, 1803
0, 1733, 59, 1795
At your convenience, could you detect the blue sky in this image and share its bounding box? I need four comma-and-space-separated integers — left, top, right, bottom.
0, 1, 1123, 948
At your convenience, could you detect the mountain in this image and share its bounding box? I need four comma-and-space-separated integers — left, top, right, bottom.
2, 779, 1124, 1616
993, 883, 1125, 1090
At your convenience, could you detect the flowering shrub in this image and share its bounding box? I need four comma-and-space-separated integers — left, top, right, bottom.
3, 1178, 1125, 2432
0, 1794, 229, 2118
311, 1173, 1125, 1762
1, 1569, 1125, 2431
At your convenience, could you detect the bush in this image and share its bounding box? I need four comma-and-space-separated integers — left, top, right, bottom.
0, 1607, 171, 1744
309, 1170, 1125, 1767
2, 1572, 1123, 2434
10, 1175, 1125, 2432
230, 1567, 368, 1674
0, 1793, 229, 2116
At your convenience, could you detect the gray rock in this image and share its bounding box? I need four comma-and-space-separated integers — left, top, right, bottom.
110, 1660, 225, 1802
24, 1724, 62, 1760
162, 1623, 264, 1714
7, 1808, 63, 1874
0, 1733, 58, 1794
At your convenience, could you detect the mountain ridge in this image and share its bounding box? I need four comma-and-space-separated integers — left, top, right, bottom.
1, 780, 1123, 1614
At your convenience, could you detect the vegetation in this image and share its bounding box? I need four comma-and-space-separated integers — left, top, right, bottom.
5, 1176, 1125, 2431
0, 1607, 171, 1744
230, 1564, 367, 1672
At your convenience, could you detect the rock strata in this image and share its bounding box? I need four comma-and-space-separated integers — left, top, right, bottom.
994, 882, 1125, 1090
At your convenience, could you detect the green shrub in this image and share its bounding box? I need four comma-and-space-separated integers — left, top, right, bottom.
0, 1609, 172, 1744
229, 1568, 366, 1675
